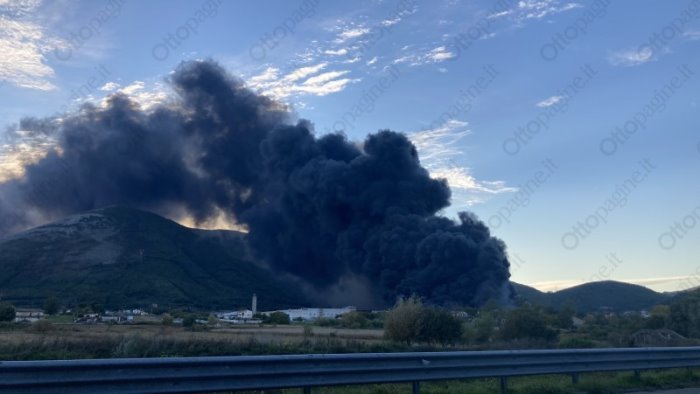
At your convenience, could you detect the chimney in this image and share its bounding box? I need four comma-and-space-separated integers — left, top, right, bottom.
252, 293, 257, 314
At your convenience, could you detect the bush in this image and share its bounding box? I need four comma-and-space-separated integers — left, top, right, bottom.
161, 314, 174, 326
43, 297, 61, 316
339, 312, 368, 329
384, 296, 463, 345
384, 296, 424, 345
0, 302, 16, 322
265, 312, 290, 325
31, 320, 53, 333
501, 306, 557, 342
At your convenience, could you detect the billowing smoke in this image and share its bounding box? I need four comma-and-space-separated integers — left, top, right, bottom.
0, 60, 511, 307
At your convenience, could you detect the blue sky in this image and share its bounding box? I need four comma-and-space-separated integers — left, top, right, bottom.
1, 0, 699, 292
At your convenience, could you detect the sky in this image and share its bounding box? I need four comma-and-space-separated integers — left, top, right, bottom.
0, 0, 698, 293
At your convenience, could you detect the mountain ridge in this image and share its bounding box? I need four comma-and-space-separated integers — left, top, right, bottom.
0, 206, 309, 310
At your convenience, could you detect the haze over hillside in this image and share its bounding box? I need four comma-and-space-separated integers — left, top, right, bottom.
512, 281, 672, 313
0, 206, 309, 310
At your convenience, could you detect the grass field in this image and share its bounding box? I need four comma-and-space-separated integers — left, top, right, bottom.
2, 323, 700, 393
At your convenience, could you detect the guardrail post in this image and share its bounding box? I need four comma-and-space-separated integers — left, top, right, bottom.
572, 373, 579, 384
500, 376, 508, 394
412, 381, 420, 394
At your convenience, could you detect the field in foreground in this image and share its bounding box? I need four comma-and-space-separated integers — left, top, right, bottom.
3, 323, 700, 394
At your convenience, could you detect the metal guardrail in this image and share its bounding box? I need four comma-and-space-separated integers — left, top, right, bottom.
2, 347, 700, 394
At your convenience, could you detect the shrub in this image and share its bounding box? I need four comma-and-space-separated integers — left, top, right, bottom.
384, 296, 424, 345
0, 302, 16, 322
265, 312, 290, 325
385, 296, 463, 345
43, 297, 61, 315
501, 306, 557, 342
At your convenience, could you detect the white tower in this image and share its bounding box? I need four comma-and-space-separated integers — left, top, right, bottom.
252, 293, 257, 314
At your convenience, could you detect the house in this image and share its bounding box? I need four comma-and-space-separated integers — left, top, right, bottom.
14, 309, 45, 323
265, 306, 356, 321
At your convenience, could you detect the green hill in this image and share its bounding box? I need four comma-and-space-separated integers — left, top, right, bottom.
513, 281, 671, 312
0, 207, 309, 310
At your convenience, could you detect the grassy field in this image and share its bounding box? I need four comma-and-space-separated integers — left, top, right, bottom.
2, 323, 700, 393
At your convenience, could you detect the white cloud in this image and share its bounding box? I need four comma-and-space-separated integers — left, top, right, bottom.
0, 128, 56, 182
608, 47, 654, 67
381, 17, 401, 26
489, 0, 581, 23
248, 63, 359, 100
101, 81, 169, 110
324, 48, 349, 56
99, 82, 121, 92
409, 120, 516, 206
427, 46, 456, 62
536, 95, 563, 107
393, 46, 456, 67
366, 56, 378, 66
0, 0, 65, 90
336, 27, 370, 42
683, 30, 700, 40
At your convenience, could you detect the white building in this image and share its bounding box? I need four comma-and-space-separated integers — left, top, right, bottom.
267, 306, 356, 321
216, 310, 253, 320
14, 309, 44, 323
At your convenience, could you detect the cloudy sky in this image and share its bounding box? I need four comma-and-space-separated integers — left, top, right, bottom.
1, 0, 699, 292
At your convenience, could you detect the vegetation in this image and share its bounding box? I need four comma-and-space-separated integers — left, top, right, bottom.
0, 206, 310, 310
512, 281, 671, 313
265, 312, 291, 325
384, 296, 462, 345
43, 296, 60, 315
0, 302, 16, 322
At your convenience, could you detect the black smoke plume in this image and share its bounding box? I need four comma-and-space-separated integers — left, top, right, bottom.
0, 60, 511, 307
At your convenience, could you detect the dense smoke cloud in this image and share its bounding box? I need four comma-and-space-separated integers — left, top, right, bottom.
0, 60, 511, 307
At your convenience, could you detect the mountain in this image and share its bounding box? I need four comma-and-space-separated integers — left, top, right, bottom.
0, 207, 309, 310
513, 281, 671, 312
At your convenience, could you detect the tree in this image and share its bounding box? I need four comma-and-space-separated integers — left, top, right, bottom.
207, 315, 220, 327
385, 296, 463, 345
555, 302, 575, 330
266, 312, 290, 325
473, 311, 495, 343
182, 315, 196, 328
43, 296, 60, 315
501, 306, 557, 341
670, 292, 700, 337
416, 308, 463, 345
384, 296, 424, 345
161, 313, 174, 326
339, 311, 368, 329
0, 302, 16, 322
